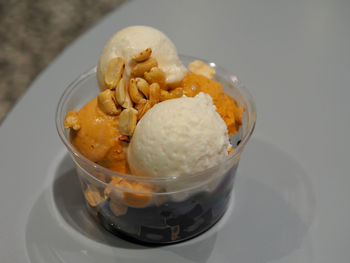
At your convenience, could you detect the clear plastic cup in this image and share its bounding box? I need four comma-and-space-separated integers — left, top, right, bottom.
56, 55, 256, 244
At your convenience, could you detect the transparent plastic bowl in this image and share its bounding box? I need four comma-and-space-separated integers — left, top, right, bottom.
56, 55, 256, 244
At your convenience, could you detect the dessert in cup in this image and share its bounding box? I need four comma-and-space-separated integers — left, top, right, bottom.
56, 26, 256, 244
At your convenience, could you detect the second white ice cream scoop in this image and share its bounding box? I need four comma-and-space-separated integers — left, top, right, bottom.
127, 92, 232, 179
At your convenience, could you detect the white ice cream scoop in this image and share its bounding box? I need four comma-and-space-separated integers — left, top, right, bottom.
97, 25, 187, 90
127, 92, 232, 179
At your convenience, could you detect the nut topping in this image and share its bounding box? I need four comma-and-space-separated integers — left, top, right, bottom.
144, 67, 166, 89
128, 78, 145, 103
170, 87, 184, 98
132, 48, 152, 62
115, 78, 126, 106
118, 108, 138, 136
135, 98, 147, 111
84, 187, 104, 207
123, 91, 133, 109
188, 60, 216, 79
97, 89, 120, 115
104, 57, 125, 89
64, 110, 80, 130
160, 87, 183, 101
131, 57, 158, 77
115, 78, 133, 108
135, 77, 150, 98
149, 83, 160, 106
137, 100, 152, 120
110, 201, 128, 216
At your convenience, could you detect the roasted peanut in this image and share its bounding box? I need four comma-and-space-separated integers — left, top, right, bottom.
170, 87, 184, 98
166, 80, 183, 90
115, 78, 126, 105
115, 78, 133, 108
104, 177, 124, 200
135, 77, 150, 98
160, 87, 183, 101
123, 91, 133, 109
122, 181, 153, 208
149, 83, 160, 106
106, 177, 152, 208
128, 78, 145, 103
64, 109, 80, 130
97, 89, 120, 115
110, 201, 128, 216
160, 90, 171, 101
131, 57, 158, 77
144, 67, 166, 89
132, 48, 152, 62
84, 187, 104, 207
137, 100, 152, 120
104, 57, 125, 89
135, 98, 147, 111
188, 60, 216, 79
118, 108, 138, 136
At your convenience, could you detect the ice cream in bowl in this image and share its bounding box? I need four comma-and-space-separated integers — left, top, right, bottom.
56, 26, 256, 244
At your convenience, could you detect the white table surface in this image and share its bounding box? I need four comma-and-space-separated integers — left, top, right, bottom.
1, 0, 349, 262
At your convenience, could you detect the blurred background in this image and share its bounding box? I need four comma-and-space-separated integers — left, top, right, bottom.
0, 0, 126, 123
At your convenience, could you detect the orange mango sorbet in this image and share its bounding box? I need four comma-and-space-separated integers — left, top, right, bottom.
70, 97, 128, 175
182, 73, 243, 136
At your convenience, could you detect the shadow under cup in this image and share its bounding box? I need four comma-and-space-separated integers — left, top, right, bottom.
56, 56, 256, 244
